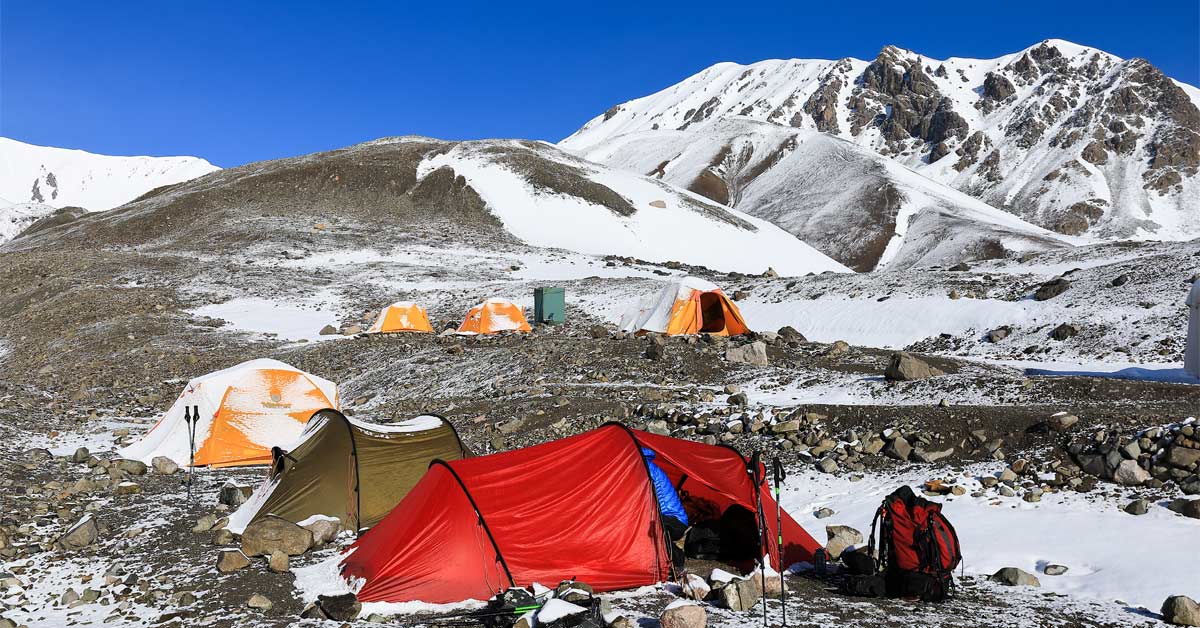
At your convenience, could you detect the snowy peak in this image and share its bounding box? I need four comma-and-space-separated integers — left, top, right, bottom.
570, 118, 1069, 271
0, 137, 219, 212
562, 40, 1200, 242
9, 136, 848, 276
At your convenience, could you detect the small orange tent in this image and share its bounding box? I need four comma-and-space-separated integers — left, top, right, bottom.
118, 359, 340, 468
619, 277, 749, 336
366, 302, 434, 334
457, 299, 531, 335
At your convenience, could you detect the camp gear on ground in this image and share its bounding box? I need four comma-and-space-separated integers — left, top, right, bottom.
227, 409, 467, 535
642, 448, 689, 525
366, 301, 434, 334
685, 524, 722, 559
867, 485, 962, 602
339, 423, 819, 604
533, 287, 565, 325
841, 573, 887, 597
458, 299, 532, 335
119, 358, 339, 468
618, 276, 749, 336
662, 515, 688, 572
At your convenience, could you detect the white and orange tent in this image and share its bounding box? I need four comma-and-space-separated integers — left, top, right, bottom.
366, 302, 434, 334
118, 358, 340, 468
619, 276, 749, 336
457, 298, 531, 335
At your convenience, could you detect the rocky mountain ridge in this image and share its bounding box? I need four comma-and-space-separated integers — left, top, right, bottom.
562, 39, 1200, 245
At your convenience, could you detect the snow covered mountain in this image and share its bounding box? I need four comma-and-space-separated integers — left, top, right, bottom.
568, 118, 1071, 270
7, 137, 848, 276
0, 137, 218, 212
0, 203, 59, 245
562, 39, 1200, 244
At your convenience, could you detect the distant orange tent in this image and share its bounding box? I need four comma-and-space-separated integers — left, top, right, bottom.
619, 276, 749, 336
117, 359, 340, 468
457, 299, 531, 335
367, 302, 434, 334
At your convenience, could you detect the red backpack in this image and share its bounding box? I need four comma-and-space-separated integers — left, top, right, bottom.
868, 485, 962, 601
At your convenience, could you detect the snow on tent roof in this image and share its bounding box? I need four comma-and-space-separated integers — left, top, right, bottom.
619, 276, 748, 336
117, 359, 339, 468
457, 299, 531, 335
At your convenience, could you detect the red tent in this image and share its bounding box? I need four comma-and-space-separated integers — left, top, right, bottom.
339, 423, 820, 604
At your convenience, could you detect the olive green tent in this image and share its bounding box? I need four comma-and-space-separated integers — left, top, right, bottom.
227, 409, 467, 535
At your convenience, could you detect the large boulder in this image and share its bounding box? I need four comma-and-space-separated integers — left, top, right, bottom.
216, 549, 250, 573
112, 459, 148, 476
302, 517, 342, 547
1034, 278, 1071, 301
659, 600, 706, 628
1113, 459, 1150, 486
1168, 498, 1200, 519
55, 516, 99, 550
989, 567, 1040, 587
726, 342, 768, 366
1162, 595, 1200, 626
884, 352, 944, 381
240, 515, 313, 557
715, 576, 762, 612
151, 456, 180, 475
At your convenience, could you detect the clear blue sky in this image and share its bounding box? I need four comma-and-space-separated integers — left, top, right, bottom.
2, 1, 1197, 167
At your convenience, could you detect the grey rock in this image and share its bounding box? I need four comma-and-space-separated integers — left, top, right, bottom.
55, 516, 99, 550
1162, 595, 1200, 626
1124, 499, 1150, 515
660, 601, 706, 628
151, 456, 179, 475
883, 437, 913, 461
884, 352, 944, 381
316, 593, 361, 621
1034, 278, 1071, 301
825, 525, 863, 560
216, 549, 250, 573
1043, 564, 1069, 576
1113, 459, 1150, 486
241, 515, 313, 557
717, 577, 762, 612
816, 457, 839, 474
303, 517, 342, 546
989, 567, 1040, 587
726, 342, 768, 366
112, 459, 147, 475
247, 593, 273, 610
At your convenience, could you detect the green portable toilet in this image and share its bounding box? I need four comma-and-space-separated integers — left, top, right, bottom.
533, 287, 565, 325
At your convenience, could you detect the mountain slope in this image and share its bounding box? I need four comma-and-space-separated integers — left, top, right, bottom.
0, 137, 219, 211
562, 39, 1200, 242
6, 137, 848, 276
570, 118, 1070, 270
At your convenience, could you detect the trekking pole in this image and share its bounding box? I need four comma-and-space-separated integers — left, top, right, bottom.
749, 452, 768, 628
772, 457, 787, 627
185, 405, 198, 500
